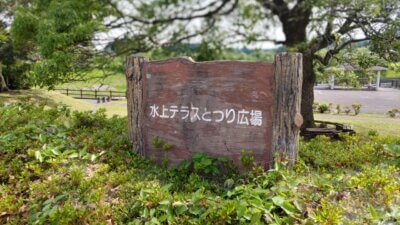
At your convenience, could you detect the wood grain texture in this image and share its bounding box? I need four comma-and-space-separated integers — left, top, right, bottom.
126, 56, 148, 155
141, 58, 274, 168
126, 53, 303, 169
272, 53, 303, 166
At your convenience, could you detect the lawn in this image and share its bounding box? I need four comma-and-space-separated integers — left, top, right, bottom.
0, 89, 127, 117
0, 89, 93, 111
384, 70, 400, 78
315, 113, 400, 137
56, 70, 126, 92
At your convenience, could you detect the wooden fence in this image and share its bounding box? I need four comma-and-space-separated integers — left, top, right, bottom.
54, 88, 126, 100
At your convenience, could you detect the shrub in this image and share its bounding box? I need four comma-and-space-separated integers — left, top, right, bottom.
352, 103, 362, 115
368, 129, 379, 137
336, 104, 342, 114
239, 149, 255, 169
344, 106, 351, 115
318, 103, 330, 113
299, 135, 393, 170
387, 108, 399, 118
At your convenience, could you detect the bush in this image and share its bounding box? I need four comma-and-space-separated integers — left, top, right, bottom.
318, 103, 330, 114
299, 135, 395, 170
352, 103, 362, 115
336, 104, 342, 114
344, 106, 351, 115
387, 108, 399, 118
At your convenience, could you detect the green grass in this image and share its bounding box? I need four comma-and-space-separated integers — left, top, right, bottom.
0, 89, 127, 117
315, 113, 400, 137
56, 69, 126, 92
94, 100, 127, 117
383, 70, 400, 78
0, 89, 93, 111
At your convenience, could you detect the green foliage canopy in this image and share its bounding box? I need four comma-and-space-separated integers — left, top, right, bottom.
11, 0, 115, 88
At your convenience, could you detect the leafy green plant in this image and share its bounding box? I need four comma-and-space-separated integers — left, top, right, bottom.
352, 103, 362, 115
152, 136, 164, 149
318, 103, 330, 113
300, 135, 392, 170
152, 136, 173, 151
162, 143, 173, 151
192, 153, 219, 174
239, 149, 254, 169
344, 106, 351, 115
387, 108, 399, 118
368, 129, 379, 137
336, 104, 342, 114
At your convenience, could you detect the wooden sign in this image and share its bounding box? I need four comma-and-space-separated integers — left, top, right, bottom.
126, 53, 302, 168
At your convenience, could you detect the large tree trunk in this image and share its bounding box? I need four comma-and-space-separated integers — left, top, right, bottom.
300, 52, 316, 129
281, 35, 316, 130
0, 66, 9, 92
277, 9, 315, 129
261, 1, 316, 129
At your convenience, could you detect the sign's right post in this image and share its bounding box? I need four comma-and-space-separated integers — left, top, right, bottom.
272, 53, 303, 167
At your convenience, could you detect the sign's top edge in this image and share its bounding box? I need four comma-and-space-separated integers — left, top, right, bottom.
146, 57, 274, 65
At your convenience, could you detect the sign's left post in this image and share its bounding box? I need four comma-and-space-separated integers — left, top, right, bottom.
125, 56, 148, 156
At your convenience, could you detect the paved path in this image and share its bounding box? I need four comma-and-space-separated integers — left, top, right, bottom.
314, 88, 400, 114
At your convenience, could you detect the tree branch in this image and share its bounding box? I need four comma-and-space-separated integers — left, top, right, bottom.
125, 0, 238, 25
315, 38, 369, 65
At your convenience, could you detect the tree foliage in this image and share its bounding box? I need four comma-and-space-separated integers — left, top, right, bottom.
0, 0, 32, 91
11, 0, 117, 88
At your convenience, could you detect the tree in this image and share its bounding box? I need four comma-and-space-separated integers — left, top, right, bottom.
0, 26, 9, 92
231, 0, 399, 128
0, 0, 11, 92
11, 0, 238, 88
0, 0, 32, 92
11, 0, 399, 127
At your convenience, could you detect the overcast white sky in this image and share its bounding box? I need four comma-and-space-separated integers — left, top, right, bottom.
94, 0, 286, 50
94, 0, 380, 51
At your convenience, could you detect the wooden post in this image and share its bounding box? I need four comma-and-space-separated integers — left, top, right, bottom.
80, 89, 83, 99
272, 53, 303, 167
126, 56, 148, 155
94, 90, 97, 99
66, 88, 69, 96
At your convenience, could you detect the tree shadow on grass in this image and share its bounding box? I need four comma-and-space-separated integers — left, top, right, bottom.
0, 90, 59, 107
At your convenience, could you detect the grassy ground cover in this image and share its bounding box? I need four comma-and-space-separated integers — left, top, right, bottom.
0, 90, 127, 117
315, 113, 400, 137
56, 70, 126, 92
384, 70, 400, 78
0, 100, 399, 224
0, 89, 93, 111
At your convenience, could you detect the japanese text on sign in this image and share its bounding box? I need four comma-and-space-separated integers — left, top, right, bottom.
149, 104, 263, 126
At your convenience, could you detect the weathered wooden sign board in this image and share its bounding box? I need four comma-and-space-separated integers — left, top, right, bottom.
126, 53, 303, 168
